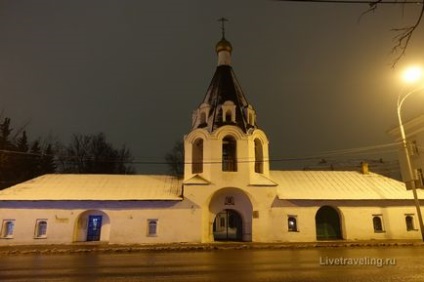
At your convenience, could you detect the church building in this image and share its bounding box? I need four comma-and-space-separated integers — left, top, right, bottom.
1, 31, 424, 245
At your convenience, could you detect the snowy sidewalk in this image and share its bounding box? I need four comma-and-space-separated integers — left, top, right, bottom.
1, 240, 424, 255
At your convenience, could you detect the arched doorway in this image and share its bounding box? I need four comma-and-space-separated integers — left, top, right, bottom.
208, 188, 253, 242
315, 206, 343, 240
74, 210, 110, 242
213, 209, 243, 241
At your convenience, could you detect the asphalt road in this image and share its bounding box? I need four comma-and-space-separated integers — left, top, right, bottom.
1, 246, 424, 281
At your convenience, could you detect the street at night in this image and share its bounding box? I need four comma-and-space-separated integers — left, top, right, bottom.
1, 246, 424, 281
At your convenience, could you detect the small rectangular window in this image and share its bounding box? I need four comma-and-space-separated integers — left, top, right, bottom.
147, 219, 158, 237
1, 219, 15, 239
405, 214, 416, 231
34, 219, 48, 239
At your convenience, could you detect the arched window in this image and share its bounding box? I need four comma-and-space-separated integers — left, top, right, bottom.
222, 136, 237, 171
249, 113, 254, 125
222, 101, 235, 123
35, 220, 48, 238
200, 112, 207, 125
225, 110, 232, 123
288, 216, 298, 232
1, 220, 14, 238
254, 138, 264, 173
192, 138, 203, 174
148, 219, 158, 236
373, 216, 384, 232
405, 215, 415, 231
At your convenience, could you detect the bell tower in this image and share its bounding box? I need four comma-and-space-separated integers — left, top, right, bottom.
184, 20, 275, 187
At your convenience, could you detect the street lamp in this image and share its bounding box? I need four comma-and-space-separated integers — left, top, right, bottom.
403, 66, 423, 83
397, 66, 424, 241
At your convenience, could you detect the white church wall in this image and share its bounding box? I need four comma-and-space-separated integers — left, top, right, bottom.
105, 206, 202, 244
262, 206, 320, 242
0, 200, 203, 245
265, 200, 423, 242
0, 207, 77, 245
1, 198, 423, 245
341, 205, 421, 240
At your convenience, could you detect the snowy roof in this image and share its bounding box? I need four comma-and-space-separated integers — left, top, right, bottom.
0, 174, 183, 201
272, 170, 424, 200
0, 171, 420, 202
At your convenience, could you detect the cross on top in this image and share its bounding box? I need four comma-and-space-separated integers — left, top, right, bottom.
218, 17, 228, 38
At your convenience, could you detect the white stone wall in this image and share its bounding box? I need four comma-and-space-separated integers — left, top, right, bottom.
267, 200, 422, 242
341, 205, 421, 240
1, 193, 422, 245
0, 200, 202, 245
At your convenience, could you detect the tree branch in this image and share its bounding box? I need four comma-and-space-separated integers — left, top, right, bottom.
391, 1, 424, 66
358, 0, 383, 23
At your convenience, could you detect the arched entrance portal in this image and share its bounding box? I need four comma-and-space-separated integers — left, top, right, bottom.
315, 206, 343, 240
74, 210, 111, 242
208, 188, 253, 242
213, 209, 243, 241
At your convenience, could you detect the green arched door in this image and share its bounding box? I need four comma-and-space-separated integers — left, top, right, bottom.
315, 206, 342, 240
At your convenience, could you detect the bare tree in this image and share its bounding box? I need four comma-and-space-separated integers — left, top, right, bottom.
58, 133, 134, 174
278, 0, 424, 65
165, 140, 184, 178
361, 0, 424, 66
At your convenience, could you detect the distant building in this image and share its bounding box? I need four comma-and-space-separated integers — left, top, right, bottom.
302, 158, 401, 180
388, 114, 424, 188
1, 32, 423, 245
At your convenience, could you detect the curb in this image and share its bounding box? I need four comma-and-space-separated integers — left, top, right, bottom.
1, 241, 424, 256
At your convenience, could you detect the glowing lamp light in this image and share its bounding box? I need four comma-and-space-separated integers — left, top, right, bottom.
402, 66, 423, 83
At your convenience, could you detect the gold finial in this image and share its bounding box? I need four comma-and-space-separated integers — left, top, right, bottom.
217, 17, 228, 39
215, 18, 232, 55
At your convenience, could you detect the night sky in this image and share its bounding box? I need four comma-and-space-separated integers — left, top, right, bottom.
1, 1, 424, 173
